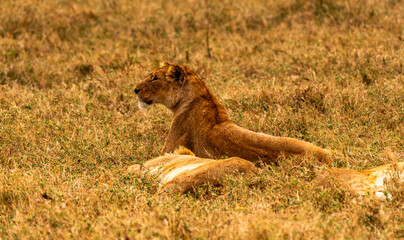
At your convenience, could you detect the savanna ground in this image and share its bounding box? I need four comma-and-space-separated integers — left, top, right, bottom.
0, 0, 403, 239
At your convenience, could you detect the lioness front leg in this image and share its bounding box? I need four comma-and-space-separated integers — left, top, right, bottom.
162, 132, 191, 154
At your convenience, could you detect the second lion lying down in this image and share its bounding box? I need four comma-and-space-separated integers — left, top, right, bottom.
129, 147, 403, 198
128, 147, 257, 195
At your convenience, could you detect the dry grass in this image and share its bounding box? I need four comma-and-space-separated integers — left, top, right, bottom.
0, 0, 403, 239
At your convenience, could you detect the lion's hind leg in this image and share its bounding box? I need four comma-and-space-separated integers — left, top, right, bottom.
158, 157, 257, 195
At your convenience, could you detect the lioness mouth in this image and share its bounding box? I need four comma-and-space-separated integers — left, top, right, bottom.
138, 98, 152, 112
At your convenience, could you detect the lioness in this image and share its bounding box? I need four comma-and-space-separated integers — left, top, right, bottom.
134, 62, 332, 164
314, 162, 404, 198
128, 147, 256, 195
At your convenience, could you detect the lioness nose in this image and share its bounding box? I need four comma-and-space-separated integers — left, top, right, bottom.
134, 88, 140, 94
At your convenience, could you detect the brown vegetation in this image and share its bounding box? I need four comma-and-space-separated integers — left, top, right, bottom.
1, 0, 403, 239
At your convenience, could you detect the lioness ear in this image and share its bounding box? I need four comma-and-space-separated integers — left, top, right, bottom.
166, 65, 185, 83
161, 61, 170, 68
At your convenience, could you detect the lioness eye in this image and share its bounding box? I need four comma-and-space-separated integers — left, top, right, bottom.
152, 75, 158, 81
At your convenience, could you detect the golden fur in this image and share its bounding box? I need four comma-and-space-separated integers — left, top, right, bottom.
134, 62, 332, 164
314, 162, 404, 198
128, 147, 256, 195
129, 147, 403, 198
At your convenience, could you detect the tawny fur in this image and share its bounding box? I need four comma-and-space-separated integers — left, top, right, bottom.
314, 162, 404, 198
129, 147, 403, 198
134, 62, 332, 164
128, 147, 257, 195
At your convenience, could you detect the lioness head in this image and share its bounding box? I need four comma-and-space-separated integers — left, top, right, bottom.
134, 62, 187, 111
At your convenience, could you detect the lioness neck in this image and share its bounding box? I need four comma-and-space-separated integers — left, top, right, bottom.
162, 78, 231, 154
171, 79, 230, 127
